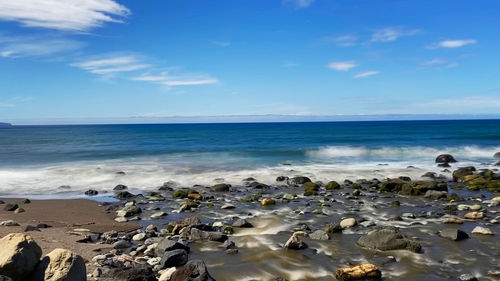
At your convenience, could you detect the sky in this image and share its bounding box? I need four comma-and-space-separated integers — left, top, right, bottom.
0, 0, 499, 124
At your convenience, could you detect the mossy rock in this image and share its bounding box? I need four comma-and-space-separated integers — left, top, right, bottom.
212, 183, 231, 192
260, 198, 276, 206
242, 192, 262, 203
452, 166, 476, 182
379, 179, 409, 192
325, 181, 340, 190
486, 180, 500, 192
352, 182, 361, 189
303, 181, 319, 190
173, 190, 188, 198
206, 202, 214, 207
466, 177, 488, 190
303, 188, 317, 196
223, 226, 234, 234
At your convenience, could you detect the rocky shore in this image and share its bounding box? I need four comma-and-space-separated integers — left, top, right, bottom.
0, 153, 499, 280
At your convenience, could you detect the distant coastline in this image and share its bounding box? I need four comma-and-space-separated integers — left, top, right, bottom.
0, 122, 12, 127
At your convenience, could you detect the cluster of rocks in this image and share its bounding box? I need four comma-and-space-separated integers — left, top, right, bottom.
1, 199, 30, 214
0, 233, 85, 281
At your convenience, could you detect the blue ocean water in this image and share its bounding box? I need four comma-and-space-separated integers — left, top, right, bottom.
0, 120, 499, 195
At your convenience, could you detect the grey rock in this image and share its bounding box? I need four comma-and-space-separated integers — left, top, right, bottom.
113, 240, 131, 249
232, 219, 253, 228
190, 228, 228, 242
160, 249, 188, 268
309, 230, 330, 240
438, 229, 469, 241
155, 239, 190, 256
357, 227, 422, 252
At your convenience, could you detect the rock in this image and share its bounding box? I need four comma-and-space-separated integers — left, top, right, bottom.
221, 203, 235, 210
443, 218, 464, 224
435, 154, 457, 163
260, 198, 276, 206
24, 225, 40, 232
110, 265, 156, 281
113, 240, 131, 249
155, 239, 190, 256
158, 267, 176, 281
324, 222, 342, 234
0, 233, 42, 281
117, 205, 141, 217
21, 199, 30, 204
173, 190, 188, 198
287, 176, 311, 186
471, 226, 493, 235
115, 191, 135, 200
438, 229, 469, 241
452, 166, 476, 182
151, 211, 167, 219
29, 248, 86, 281
0, 275, 12, 281
283, 231, 308, 250
3, 204, 18, 212
160, 249, 188, 268
309, 230, 329, 240
357, 227, 422, 252
113, 184, 128, 190
424, 190, 447, 200
190, 228, 228, 242
340, 218, 357, 229
325, 181, 340, 190
84, 189, 98, 196
169, 259, 215, 281
335, 263, 382, 281
494, 152, 500, 158
232, 219, 253, 228
459, 274, 478, 281
188, 192, 202, 200
133, 233, 146, 241
276, 176, 289, 182
211, 183, 230, 192
0, 220, 20, 226
13, 208, 25, 214
464, 211, 484, 219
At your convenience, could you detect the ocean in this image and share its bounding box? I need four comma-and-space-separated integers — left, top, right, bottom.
1, 119, 499, 196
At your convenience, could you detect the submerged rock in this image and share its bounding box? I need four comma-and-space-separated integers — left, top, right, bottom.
211, 184, 230, 192
357, 227, 422, 253
284, 231, 308, 250
438, 229, 469, 241
335, 263, 382, 281
471, 226, 494, 235
309, 230, 329, 240
0, 233, 42, 281
435, 154, 457, 163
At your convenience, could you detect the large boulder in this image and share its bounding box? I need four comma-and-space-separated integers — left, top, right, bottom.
109, 265, 156, 281
30, 248, 86, 281
452, 167, 476, 182
287, 176, 311, 186
211, 184, 230, 192
0, 233, 42, 281
170, 260, 215, 281
357, 227, 421, 253
160, 249, 188, 268
435, 154, 457, 163
155, 239, 190, 256
335, 263, 382, 281
494, 152, 500, 158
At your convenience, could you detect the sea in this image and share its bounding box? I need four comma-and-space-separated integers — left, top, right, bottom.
1, 119, 499, 197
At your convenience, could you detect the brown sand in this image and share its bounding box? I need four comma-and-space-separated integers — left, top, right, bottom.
0, 198, 139, 265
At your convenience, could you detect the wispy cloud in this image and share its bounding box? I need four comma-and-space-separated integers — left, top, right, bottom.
420, 58, 459, 68
132, 72, 218, 87
371, 27, 420, 42
0, 102, 14, 107
0, 35, 84, 58
211, 40, 231, 47
428, 39, 477, 49
354, 71, 379, 78
326, 61, 358, 71
71, 55, 149, 75
0, 0, 130, 32
283, 0, 315, 9
323, 34, 358, 47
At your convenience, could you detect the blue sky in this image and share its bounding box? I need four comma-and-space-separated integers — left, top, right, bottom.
0, 0, 499, 124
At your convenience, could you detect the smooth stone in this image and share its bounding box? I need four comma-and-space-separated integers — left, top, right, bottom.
132, 233, 147, 241
113, 240, 131, 249
221, 203, 235, 210
150, 211, 167, 219
0, 233, 42, 281
309, 230, 330, 240
357, 228, 422, 252
283, 231, 308, 250
29, 248, 86, 281
260, 198, 276, 206
464, 211, 484, 219
471, 226, 494, 235
340, 218, 357, 229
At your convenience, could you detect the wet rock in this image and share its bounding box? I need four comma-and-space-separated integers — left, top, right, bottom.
438, 229, 469, 241
188, 192, 202, 200
169, 259, 215, 281
155, 239, 190, 256
117, 205, 141, 217
272, 278, 289, 281
0, 233, 42, 281
180, 199, 200, 212
211, 183, 230, 192
335, 263, 382, 281
276, 176, 289, 182
494, 152, 500, 158
309, 230, 329, 240
29, 248, 86, 281
158, 268, 176, 281
424, 190, 447, 200
326, 181, 340, 190
14, 208, 25, 214
84, 189, 98, 196
132, 233, 146, 241
173, 190, 188, 198
303, 182, 319, 196
464, 211, 484, 219
260, 198, 276, 206
221, 203, 235, 210
23, 225, 40, 232
113, 240, 131, 249
3, 204, 18, 212
110, 265, 157, 281
324, 222, 342, 234
160, 249, 188, 268
287, 176, 311, 186
248, 182, 269, 189
115, 191, 135, 200
357, 227, 422, 252
232, 219, 253, 228
459, 274, 478, 281
151, 211, 167, 219
452, 166, 476, 182
21, 199, 30, 204
114, 184, 128, 190
0, 220, 20, 226
435, 154, 457, 163
190, 228, 228, 242
443, 217, 464, 224
471, 226, 493, 235
340, 218, 357, 229
283, 231, 308, 250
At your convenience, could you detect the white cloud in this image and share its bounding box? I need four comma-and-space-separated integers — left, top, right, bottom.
0, 0, 130, 32
326, 61, 358, 71
133, 72, 218, 86
421, 58, 459, 68
283, 0, 315, 9
71, 55, 149, 75
371, 27, 420, 42
0, 35, 84, 58
354, 71, 379, 78
429, 39, 477, 49
323, 34, 358, 47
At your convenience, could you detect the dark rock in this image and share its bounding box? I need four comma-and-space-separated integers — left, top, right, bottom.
287, 176, 312, 186
113, 184, 128, 191
438, 163, 451, 167
110, 265, 157, 281
357, 227, 422, 252
36, 223, 51, 229
155, 239, 190, 256
115, 191, 135, 200
435, 154, 457, 163
211, 183, 230, 192
220, 240, 237, 250
113, 240, 131, 249
324, 222, 342, 234
276, 176, 289, 182
160, 249, 188, 268
0, 275, 13, 281
190, 228, 228, 242
494, 152, 500, 159
84, 189, 98, 196
170, 260, 215, 281
452, 166, 476, 182
438, 229, 469, 241
272, 278, 289, 281
24, 225, 40, 232
232, 219, 253, 228
248, 182, 269, 189
459, 274, 478, 281
3, 204, 18, 211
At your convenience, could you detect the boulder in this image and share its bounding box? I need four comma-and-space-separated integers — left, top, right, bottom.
452, 167, 476, 182
325, 181, 340, 190
435, 154, 457, 163
211, 184, 230, 192
109, 265, 156, 281
309, 230, 329, 240
287, 176, 311, 186
0, 275, 12, 281
494, 152, 500, 158
438, 229, 469, 241
340, 218, 357, 229
335, 263, 382, 281
29, 248, 86, 281
0, 233, 42, 281
357, 227, 421, 253
471, 226, 493, 235
283, 231, 308, 250
160, 249, 188, 268
170, 260, 215, 281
